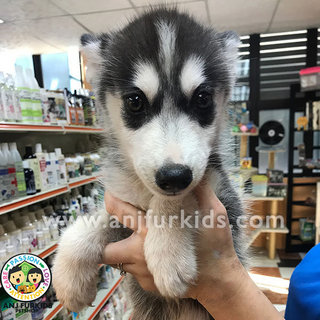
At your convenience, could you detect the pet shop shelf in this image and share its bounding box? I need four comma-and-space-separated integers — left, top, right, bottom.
0, 122, 103, 134
83, 272, 124, 320
231, 131, 259, 136
43, 301, 64, 320
0, 174, 99, 215
247, 223, 289, 247
248, 196, 285, 201
42, 273, 123, 320
35, 241, 59, 259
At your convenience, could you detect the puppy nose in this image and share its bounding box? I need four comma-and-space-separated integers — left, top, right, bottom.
155, 164, 193, 193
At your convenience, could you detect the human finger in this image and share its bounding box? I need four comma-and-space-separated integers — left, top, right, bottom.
104, 192, 146, 231
102, 236, 137, 265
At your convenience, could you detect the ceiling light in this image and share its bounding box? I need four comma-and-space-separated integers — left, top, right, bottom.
0, 19, 4, 24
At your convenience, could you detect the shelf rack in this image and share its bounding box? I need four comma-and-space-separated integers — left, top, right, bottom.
286, 83, 320, 252
0, 174, 99, 215
0, 123, 103, 134
248, 196, 288, 258
43, 301, 63, 320
43, 274, 123, 320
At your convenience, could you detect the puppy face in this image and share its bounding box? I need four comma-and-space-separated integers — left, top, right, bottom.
81, 9, 239, 197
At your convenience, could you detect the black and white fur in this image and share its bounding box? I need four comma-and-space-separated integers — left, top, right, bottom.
52, 8, 248, 320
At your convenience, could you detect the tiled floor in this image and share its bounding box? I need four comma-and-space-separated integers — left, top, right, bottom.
249, 248, 298, 313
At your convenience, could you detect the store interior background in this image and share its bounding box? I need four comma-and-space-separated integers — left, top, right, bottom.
0, 0, 320, 317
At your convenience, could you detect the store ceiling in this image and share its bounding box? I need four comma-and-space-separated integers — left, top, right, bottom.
0, 0, 319, 55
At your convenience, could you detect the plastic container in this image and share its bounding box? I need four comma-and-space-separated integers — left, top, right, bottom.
10, 142, 27, 197
15, 65, 33, 123
24, 145, 42, 192
0, 72, 15, 122
0, 148, 10, 202
50, 223, 59, 240
55, 148, 67, 184
36, 231, 45, 249
23, 159, 37, 195
35, 143, 48, 190
5, 74, 19, 122
65, 156, 75, 179
49, 152, 60, 186
3, 220, 22, 254
26, 68, 42, 124
43, 227, 51, 246
1, 142, 18, 200
0, 72, 6, 121
19, 215, 37, 252
251, 175, 268, 197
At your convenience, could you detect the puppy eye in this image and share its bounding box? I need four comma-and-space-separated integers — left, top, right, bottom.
124, 94, 144, 112
195, 91, 212, 109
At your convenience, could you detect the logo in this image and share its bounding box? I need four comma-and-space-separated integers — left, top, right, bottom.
0, 254, 51, 302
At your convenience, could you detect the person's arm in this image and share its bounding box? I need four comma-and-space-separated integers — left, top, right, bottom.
102, 184, 283, 320
195, 258, 282, 319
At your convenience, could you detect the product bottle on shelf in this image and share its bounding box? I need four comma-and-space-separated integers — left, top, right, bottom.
40, 88, 50, 123
3, 220, 22, 254
45, 151, 54, 187
1, 142, 18, 200
23, 160, 37, 195
69, 95, 77, 125
0, 72, 14, 122
49, 152, 60, 186
35, 143, 48, 190
55, 148, 67, 184
5, 74, 20, 122
15, 65, 33, 123
9, 142, 27, 197
23, 146, 41, 192
13, 76, 22, 122
76, 94, 85, 125
0, 148, 10, 203
0, 72, 5, 122
19, 215, 37, 252
26, 68, 42, 124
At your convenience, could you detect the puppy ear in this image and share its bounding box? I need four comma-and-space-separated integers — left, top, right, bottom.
80, 34, 102, 63
80, 33, 104, 84
218, 31, 240, 81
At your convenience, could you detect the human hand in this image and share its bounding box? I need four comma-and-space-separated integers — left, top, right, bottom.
102, 192, 157, 292
102, 182, 241, 299
102, 185, 282, 320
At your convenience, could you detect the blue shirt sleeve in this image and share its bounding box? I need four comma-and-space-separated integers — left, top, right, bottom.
285, 243, 320, 320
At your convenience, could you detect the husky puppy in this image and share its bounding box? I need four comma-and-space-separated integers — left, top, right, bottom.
52, 8, 247, 320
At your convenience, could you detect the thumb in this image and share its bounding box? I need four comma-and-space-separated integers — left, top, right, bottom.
102, 236, 135, 265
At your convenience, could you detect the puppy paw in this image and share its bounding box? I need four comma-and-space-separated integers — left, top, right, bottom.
152, 256, 197, 297
52, 248, 98, 312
